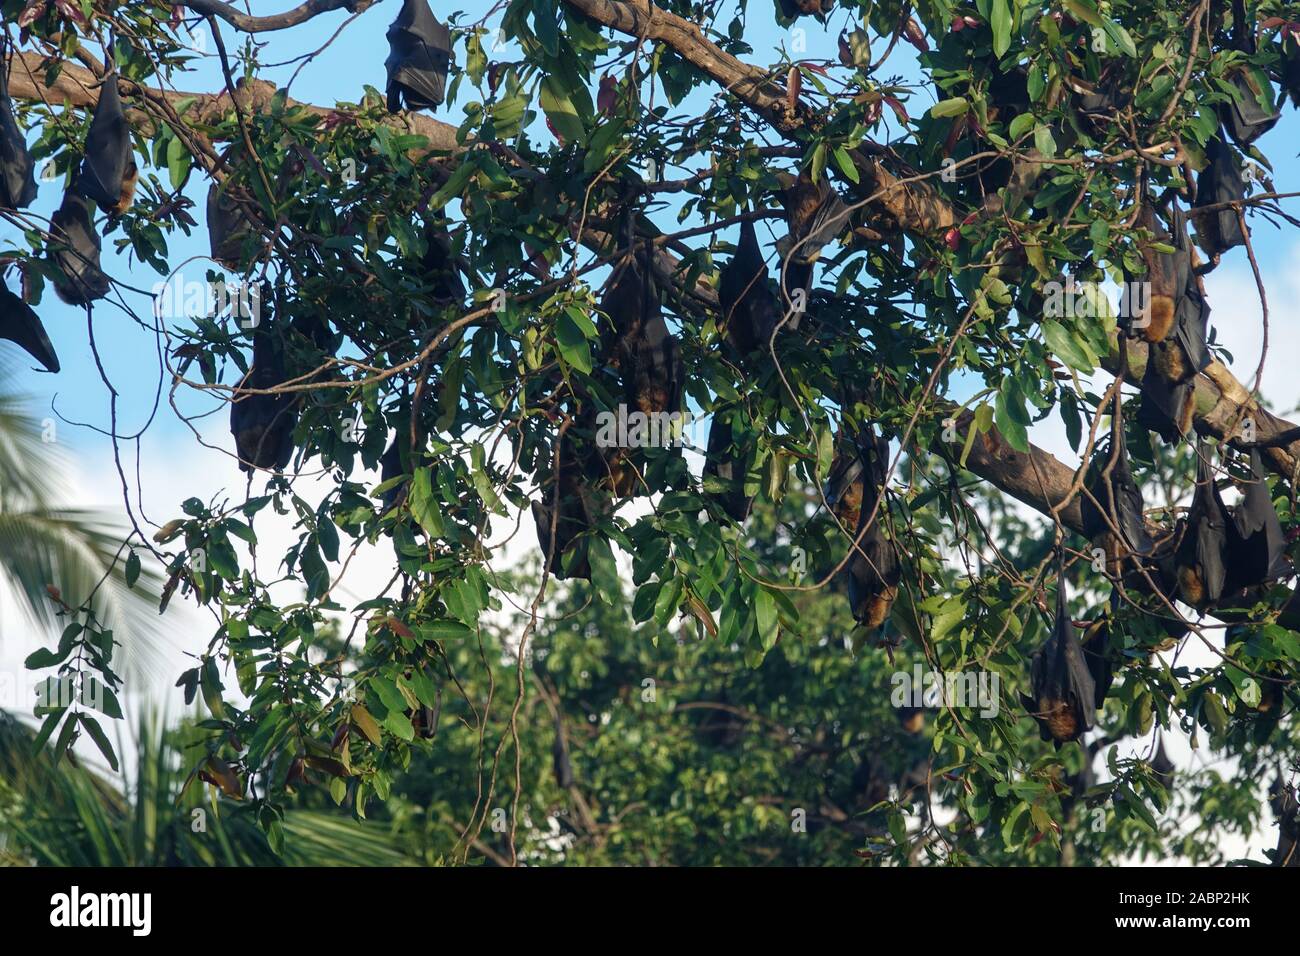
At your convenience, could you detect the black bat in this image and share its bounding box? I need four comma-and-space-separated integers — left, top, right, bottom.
76, 65, 137, 216
1225, 449, 1289, 592
842, 433, 900, 631
421, 219, 465, 304
532, 433, 603, 580
385, 0, 452, 113
1193, 134, 1248, 257
0, 275, 58, 372
552, 714, 574, 789
717, 218, 782, 358
0, 47, 37, 210
1081, 597, 1116, 710
1173, 447, 1230, 608
379, 433, 408, 512
1080, 421, 1154, 572
1022, 569, 1097, 745
48, 189, 110, 305
1151, 736, 1175, 791
703, 407, 754, 522
1136, 359, 1194, 444
604, 246, 684, 423
1124, 202, 1193, 347
229, 331, 297, 473
207, 181, 257, 268
1220, 0, 1279, 145
777, 0, 835, 19
1285, 34, 1300, 109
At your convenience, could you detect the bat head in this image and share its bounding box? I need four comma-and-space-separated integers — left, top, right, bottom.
385, 0, 453, 113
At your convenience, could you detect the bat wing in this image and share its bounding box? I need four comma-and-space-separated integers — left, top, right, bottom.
0, 54, 38, 210
49, 190, 110, 305
1081, 432, 1153, 557
0, 278, 59, 372
718, 219, 780, 355
1081, 618, 1113, 710
1172, 284, 1211, 379
385, 0, 452, 112
1230, 450, 1289, 585
77, 71, 132, 213
1136, 358, 1192, 443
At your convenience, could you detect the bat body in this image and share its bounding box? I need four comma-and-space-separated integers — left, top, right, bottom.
603, 250, 684, 422
703, 407, 754, 522
1080, 426, 1154, 573
777, 0, 835, 18
552, 716, 574, 789
0, 276, 59, 372
0, 51, 38, 210
718, 219, 782, 358
1225, 450, 1289, 592
49, 189, 110, 305
1193, 134, 1248, 257
533, 433, 604, 580
1081, 617, 1114, 710
207, 182, 257, 268
385, 0, 452, 113
1125, 202, 1193, 347
230, 333, 297, 473
1174, 450, 1230, 608
840, 433, 900, 631
77, 69, 136, 215
379, 434, 408, 512
421, 221, 465, 305
1220, 67, 1279, 145
1023, 573, 1096, 745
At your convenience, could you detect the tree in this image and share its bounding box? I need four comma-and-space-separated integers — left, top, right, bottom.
2, 0, 1299, 865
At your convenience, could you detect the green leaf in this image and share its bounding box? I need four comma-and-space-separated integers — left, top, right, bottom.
408, 467, 445, 539
125, 550, 141, 588
990, 0, 1013, 57
78, 713, 119, 772
931, 97, 970, 119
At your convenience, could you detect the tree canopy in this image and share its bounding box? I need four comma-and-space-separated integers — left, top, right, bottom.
3, 0, 1300, 865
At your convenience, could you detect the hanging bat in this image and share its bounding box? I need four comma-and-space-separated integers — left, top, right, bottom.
776, 169, 852, 310
533, 433, 603, 580
717, 218, 782, 357
1225, 449, 1289, 592
207, 181, 257, 268
421, 219, 465, 305
1022, 570, 1097, 745
0, 275, 59, 372
777, 0, 835, 19
1136, 359, 1194, 444
1080, 421, 1154, 574
385, 0, 453, 113
1151, 736, 1175, 791
1272, 780, 1299, 866
843, 434, 900, 631
1173, 447, 1230, 608
897, 706, 925, 735
1081, 613, 1114, 710
1193, 134, 1248, 257
703, 407, 754, 522
229, 331, 297, 473
76, 65, 137, 216
1220, 67, 1279, 146
379, 434, 409, 512
605, 246, 684, 421
1125, 202, 1193, 346
0, 48, 37, 210
552, 714, 574, 789
48, 189, 110, 305
1221, 0, 1279, 145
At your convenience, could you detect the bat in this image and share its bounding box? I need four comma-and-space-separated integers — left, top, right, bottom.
552, 714, 574, 789
1080, 420, 1154, 573
76, 66, 137, 216
1125, 202, 1193, 346
1220, 68, 1279, 146
897, 706, 925, 735
1193, 134, 1248, 257
603, 245, 684, 423
1151, 736, 1175, 791
1022, 569, 1097, 745
1173, 447, 1230, 608
379, 434, 408, 512
229, 331, 297, 473
421, 219, 465, 304
0, 275, 59, 372
0, 47, 37, 210
533, 433, 603, 580
703, 407, 754, 522
1221, 0, 1279, 145
776, 169, 852, 310
1081, 614, 1114, 710
385, 0, 453, 113
48, 189, 110, 305
1225, 449, 1289, 592
842, 433, 900, 631
777, 0, 835, 19
207, 181, 257, 268
717, 219, 783, 357
1136, 360, 1194, 444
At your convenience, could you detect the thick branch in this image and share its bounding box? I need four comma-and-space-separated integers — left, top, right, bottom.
178, 0, 373, 34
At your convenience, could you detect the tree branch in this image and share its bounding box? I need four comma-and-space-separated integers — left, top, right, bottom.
177, 0, 374, 34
